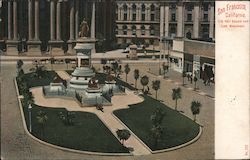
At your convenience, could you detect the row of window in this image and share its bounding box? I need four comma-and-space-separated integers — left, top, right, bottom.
116, 25, 155, 36
119, 13, 155, 21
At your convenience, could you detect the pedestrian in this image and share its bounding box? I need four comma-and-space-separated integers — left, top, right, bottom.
190, 76, 193, 84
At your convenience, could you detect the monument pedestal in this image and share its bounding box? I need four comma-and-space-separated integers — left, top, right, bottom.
26, 40, 42, 55
49, 40, 64, 56
67, 40, 76, 55
6, 40, 19, 55
75, 37, 96, 54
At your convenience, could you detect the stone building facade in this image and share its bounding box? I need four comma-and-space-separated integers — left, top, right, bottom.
0, 0, 116, 55
115, 0, 215, 46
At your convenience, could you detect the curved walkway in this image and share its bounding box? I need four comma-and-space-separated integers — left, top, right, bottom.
31, 87, 150, 155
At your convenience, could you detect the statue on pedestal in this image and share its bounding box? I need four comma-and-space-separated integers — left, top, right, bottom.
79, 19, 89, 38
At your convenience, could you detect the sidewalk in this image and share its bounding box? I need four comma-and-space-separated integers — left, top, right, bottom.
148, 68, 215, 98
30, 87, 151, 156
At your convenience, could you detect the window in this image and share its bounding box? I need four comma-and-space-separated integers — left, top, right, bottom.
142, 4, 145, 12
124, 13, 127, 21
204, 4, 209, 11
186, 4, 193, 11
141, 25, 145, 35
132, 4, 136, 21
187, 13, 192, 21
150, 14, 155, 21
123, 25, 127, 35
203, 14, 208, 21
132, 25, 136, 35
171, 13, 176, 21
150, 25, 154, 35
142, 14, 145, 21
150, 5, 155, 12
170, 26, 176, 34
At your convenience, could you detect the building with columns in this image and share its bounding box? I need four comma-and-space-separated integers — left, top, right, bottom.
0, 0, 116, 55
115, 0, 215, 46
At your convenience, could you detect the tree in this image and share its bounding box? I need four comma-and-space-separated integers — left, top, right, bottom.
152, 80, 160, 100
36, 111, 48, 139
191, 101, 202, 121
124, 64, 130, 82
194, 76, 198, 90
162, 63, 169, 78
111, 61, 119, 77
140, 75, 149, 93
30, 64, 47, 79
150, 108, 165, 147
172, 88, 182, 110
182, 71, 186, 86
16, 60, 24, 72
133, 69, 140, 89
116, 129, 131, 145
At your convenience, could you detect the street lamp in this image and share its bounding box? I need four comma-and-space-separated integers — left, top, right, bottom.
28, 104, 32, 133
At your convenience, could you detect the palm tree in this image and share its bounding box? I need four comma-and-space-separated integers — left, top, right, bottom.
152, 80, 160, 100
162, 63, 169, 78
124, 64, 130, 82
24, 91, 34, 106
182, 71, 186, 86
134, 69, 140, 89
116, 129, 131, 145
194, 76, 198, 90
151, 125, 163, 148
36, 111, 48, 139
172, 88, 182, 110
16, 60, 24, 73
191, 101, 202, 121
140, 75, 149, 92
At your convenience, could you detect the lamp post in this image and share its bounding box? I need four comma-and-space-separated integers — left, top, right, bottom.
28, 104, 32, 133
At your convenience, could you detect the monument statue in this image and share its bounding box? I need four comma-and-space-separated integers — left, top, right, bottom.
79, 19, 89, 38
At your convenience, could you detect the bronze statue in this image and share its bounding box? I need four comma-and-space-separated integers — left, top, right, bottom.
79, 19, 89, 38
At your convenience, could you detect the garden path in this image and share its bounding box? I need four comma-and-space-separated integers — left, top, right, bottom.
55, 71, 71, 80
30, 87, 151, 155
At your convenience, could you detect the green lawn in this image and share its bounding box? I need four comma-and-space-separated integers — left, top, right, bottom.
23, 104, 128, 153
113, 95, 200, 151
19, 71, 128, 153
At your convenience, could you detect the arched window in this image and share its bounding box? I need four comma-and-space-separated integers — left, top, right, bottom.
141, 4, 146, 21
132, 25, 137, 35
150, 4, 155, 11
123, 25, 127, 35
132, 4, 137, 21
150, 5, 155, 21
150, 25, 154, 35
123, 4, 128, 20
141, 25, 145, 35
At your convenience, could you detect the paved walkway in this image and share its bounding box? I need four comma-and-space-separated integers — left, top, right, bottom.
55, 71, 71, 80
30, 87, 151, 155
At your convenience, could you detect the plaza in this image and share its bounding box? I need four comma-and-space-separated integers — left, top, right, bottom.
0, 0, 215, 159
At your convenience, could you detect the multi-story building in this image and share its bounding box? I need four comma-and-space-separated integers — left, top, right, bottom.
115, 0, 215, 46
0, 0, 116, 55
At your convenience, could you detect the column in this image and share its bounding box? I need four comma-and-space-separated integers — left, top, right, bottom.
121, 6, 124, 21
118, 6, 121, 20
160, 6, 164, 38
91, 2, 95, 38
34, 0, 39, 40
129, 5, 132, 21
56, 0, 61, 40
50, 0, 55, 40
164, 5, 169, 37
75, 0, 79, 39
13, 0, 17, 40
8, 0, 12, 39
138, 6, 141, 21
69, 0, 74, 40
193, 4, 200, 38
177, 3, 184, 37
28, 0, 32, 40
209, 4, 214, 39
